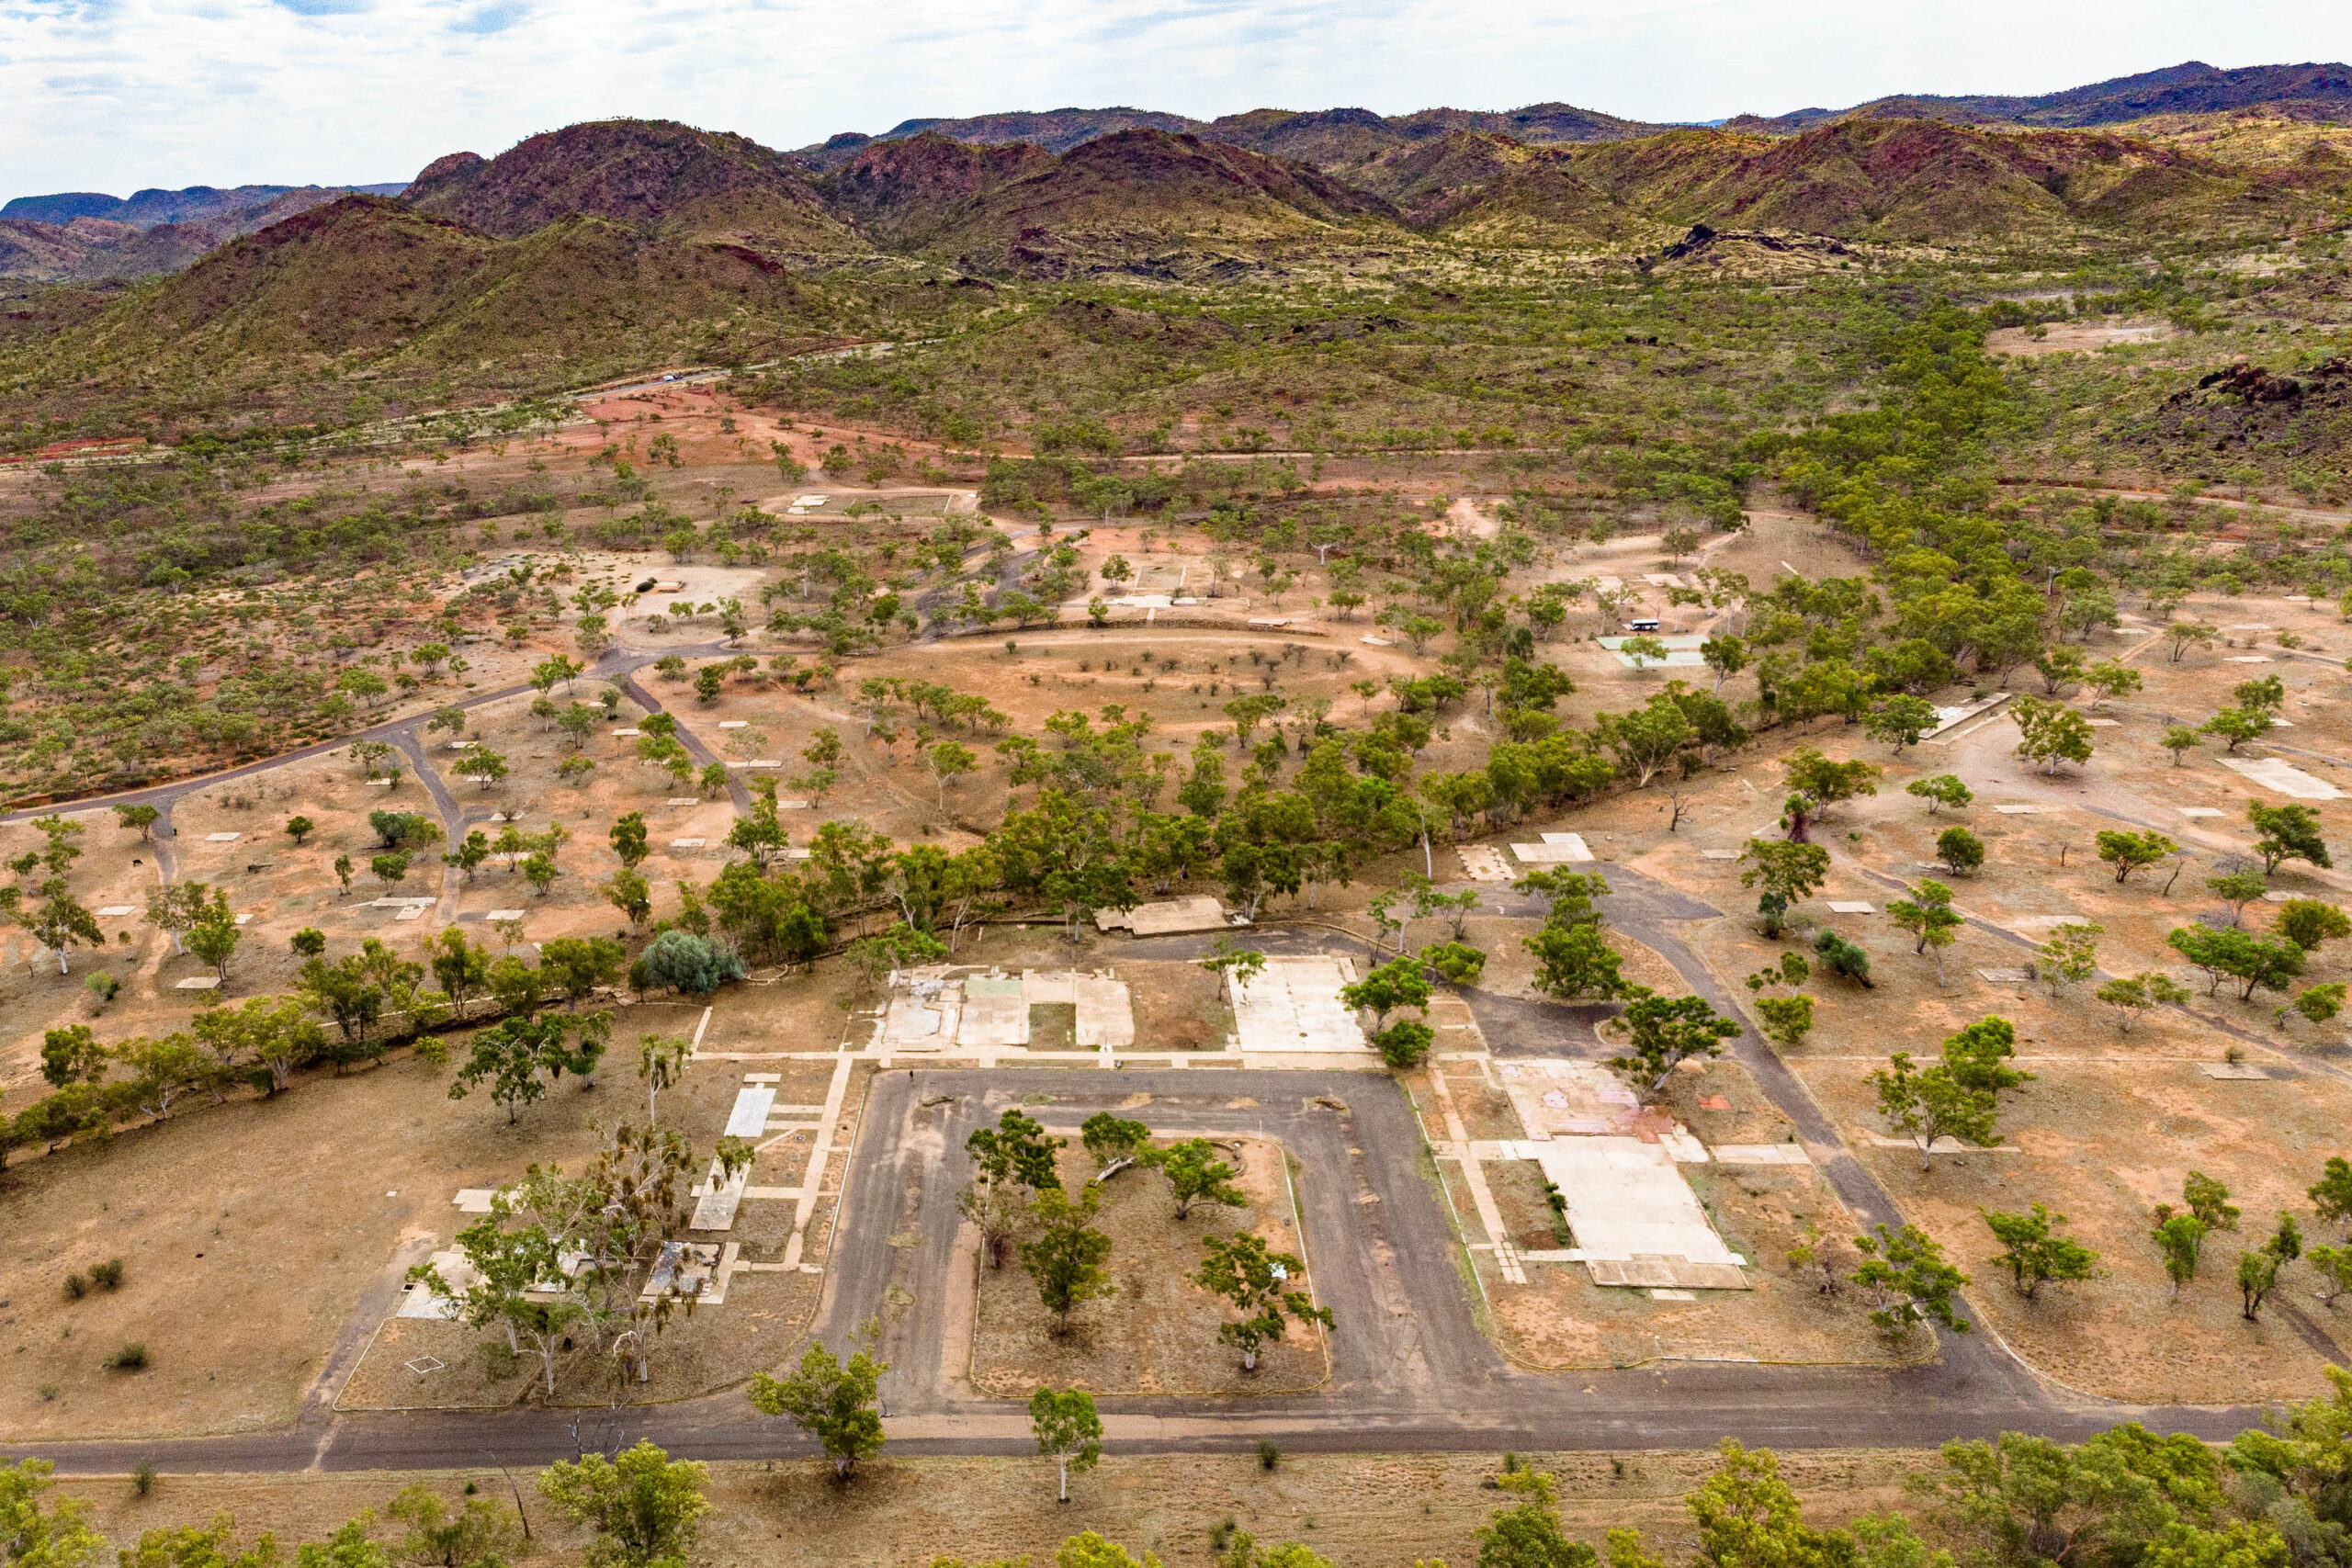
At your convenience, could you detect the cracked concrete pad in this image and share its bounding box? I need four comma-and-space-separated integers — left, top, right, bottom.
1230, 955, 1367, 1053
2219, 756, 2345, 800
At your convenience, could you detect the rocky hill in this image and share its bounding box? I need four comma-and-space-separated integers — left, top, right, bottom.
894, 129, 1403, 276
1727, 60, 2352, 134
1345, 131, 1657, 245
401, 118, 857, 255
1558, 117, 2352, 243
1, 183, 404, 229
814, 132, 1052, 247
0, 184, 412, 280
20, 194, 848, 419
0, 218, 222, 284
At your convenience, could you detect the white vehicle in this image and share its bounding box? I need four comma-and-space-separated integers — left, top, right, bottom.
1628, 617, 1662, 633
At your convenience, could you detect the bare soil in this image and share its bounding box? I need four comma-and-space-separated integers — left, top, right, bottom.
970, 1139, 1326, 1397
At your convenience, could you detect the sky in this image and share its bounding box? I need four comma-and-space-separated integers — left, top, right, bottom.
1, 0, 2346, 200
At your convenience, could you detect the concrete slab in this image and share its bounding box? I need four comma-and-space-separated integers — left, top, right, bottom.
723, 1086, 775, 1138
1526, 1137, 1742, 1278
1074, 974, 1135, 1049
1587, 1258, 1749, 1291
175, 976, 220, 989
2180, 807, 2224, 818
718, 721, 749, 729
1512, 833, 1592, 864
395, 906, 425, 920
205, 832, 242, 842
2200, 1062, 2269, 1079
397, 1250, 477, 1319
1459, 845, 1514, 882
671, 838, 706, 848
1096, 895, 1231, 935
96, 905, 136, 917
1498, 1059, 1641, 1139
667, 797, 702, 806
1992, 805, 2041, 815
451, 1189, 499, 1213
689, 1162, 748, 1231
1826, 901, 1875, 914
956, 976, 1029, 1047
2220, 756, 2346, 800
1978, 967, 2033, 984
486, 908, 526, 921
1698, 850, 1739, 861
1231, 955, 1368, 1053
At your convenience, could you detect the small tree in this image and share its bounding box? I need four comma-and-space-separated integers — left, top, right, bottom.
1159, 1138, 1245, 1220
2311, 1156, 2352, 1238
2151, 1209, 2209, 1294
2202, 706, 2272, 754
1610, 989, 1741, 1096
2206, 868, 2271, 925
458, 750, 510, 791
2249, 801, 2332, 875
1784, 747, 1881, 812
2083, 660, 2142, 708
2011, 697, 2095, 775
1813, 931, 1872, 987
1740, 839, 1830, 937
1906, 774, 1973, 815
186, 892, 243, 982
1524, 922, 1624, 1001
1936, 826, 1985, 877
1870, 1052, 1996, 1171
2161, 726, 2202, 765
748, 1331, 888, 1479
1029, 1388, 1103, 1503
2094, 972, 2188, 1032
2185, 1169, 2240, 1230
2036, 922, 2100, 997
1887, 881, 1962, 985
113, 803, 160, 840
1864, 696, 1940, 755
1981, 1204, 2098, 1299
2096, 829, 2177, 884
1194, 1231, 1330, 1371
1852, 1224, 1970, 1342
610, 812, 650, 869
921, 740, 978, 815
2277, 898, 2352, 953
284, 815, 315, 846
537, 1440, 708, 1568
1021, 1184, 1114, 1334
1080, 1112, 1151, 1181
1753, 994, 1815, 1053
2239, 1247, 2284, 1322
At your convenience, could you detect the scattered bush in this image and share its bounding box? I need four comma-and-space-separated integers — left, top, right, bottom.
104, 1343, 149, 1371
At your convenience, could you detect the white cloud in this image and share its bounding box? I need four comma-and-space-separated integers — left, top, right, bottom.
2, 0, 2346, 199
